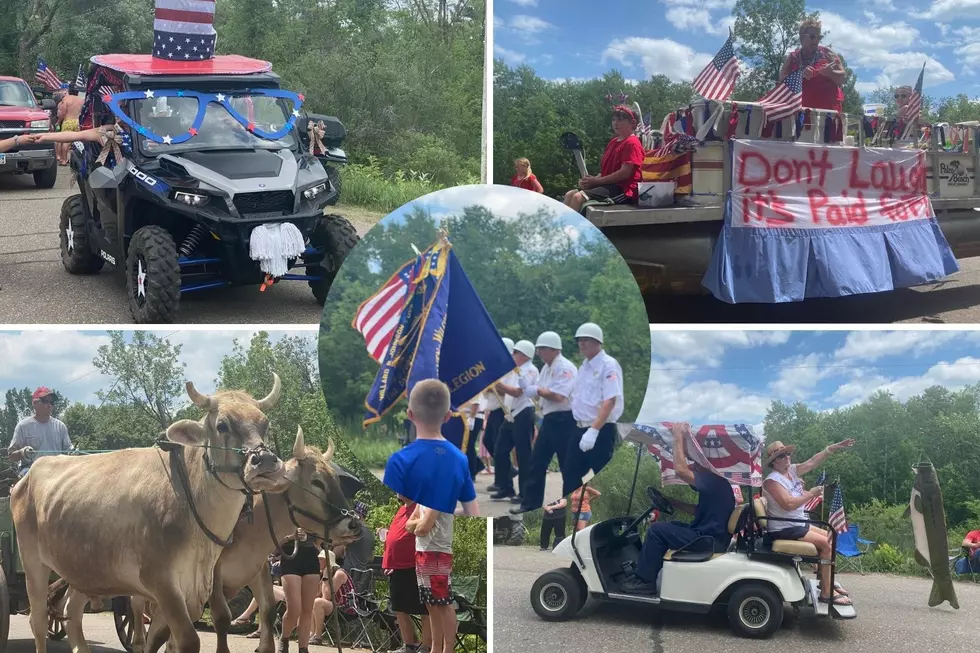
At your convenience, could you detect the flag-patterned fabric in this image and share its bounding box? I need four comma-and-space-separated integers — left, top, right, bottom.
732, 484, 744, 504
900, 63, 925, 125
758, 68, 804, 125
352, 260, 418, 363
692, 35, 740, 101
829, 483, 847, 533
803, 470, 827, 512
74, 64, 86, 91
36, 58, 64, 92
153, 0, 217, 61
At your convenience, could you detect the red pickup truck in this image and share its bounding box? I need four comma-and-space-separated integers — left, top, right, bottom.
0, 75, 57, 188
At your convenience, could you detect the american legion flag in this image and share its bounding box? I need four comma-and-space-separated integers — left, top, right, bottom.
352, 259, 418, 363
153, 0, 217, 61
36, 58, 64, 92
829, 483, 848, 533
692, 33, 740, 101
803, 470, 827, 512
758, 68, 804, 125
900, 62, 926, 125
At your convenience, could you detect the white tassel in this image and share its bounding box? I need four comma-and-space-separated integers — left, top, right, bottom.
249, 222, 306, 278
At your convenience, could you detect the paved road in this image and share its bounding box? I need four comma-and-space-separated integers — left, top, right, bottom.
0, 173, 382, 325
494, 545, 979, 653
646, 257, 980, 323
7, 611, 373, 653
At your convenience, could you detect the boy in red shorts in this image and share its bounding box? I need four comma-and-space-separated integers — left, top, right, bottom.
407, 503, 456, 653
384, 495, 432, 653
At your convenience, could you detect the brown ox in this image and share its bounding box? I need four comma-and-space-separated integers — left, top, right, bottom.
132, 426, 364, 653
12, 374, 289, 653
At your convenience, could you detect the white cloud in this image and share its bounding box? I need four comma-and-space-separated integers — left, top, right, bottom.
829, 356, 980, 406
649, 329, 790, 366
769, 352, 838, 401
494, 44, 526, 65
509, 14, 552, 33
937, 22, 950, 36
914, 0, 980, 20
834, 330, 980, 362
659, 0, 734, 36
871, 0, 897, 9
639, 366, 774, 425
602, 37, 715, 83
507, 0, 538, 6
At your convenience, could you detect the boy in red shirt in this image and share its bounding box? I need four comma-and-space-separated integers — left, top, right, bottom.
563, 105, 645, 212
963, 529, 980, 564
385, 496, 432, 653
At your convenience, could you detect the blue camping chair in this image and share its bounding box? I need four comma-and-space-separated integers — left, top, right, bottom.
836, 524, 875, 575
951, 547, 980, 580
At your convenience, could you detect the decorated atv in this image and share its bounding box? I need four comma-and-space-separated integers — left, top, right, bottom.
60, 53, 359, 323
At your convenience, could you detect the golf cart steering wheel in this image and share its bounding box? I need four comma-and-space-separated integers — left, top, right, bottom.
646, 485, 674, 516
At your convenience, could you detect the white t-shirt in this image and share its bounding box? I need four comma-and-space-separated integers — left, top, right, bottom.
415, 506, 454, 554
536, 354, 577, 415
762, 464, 806, 532
510, 360, 539, 416
10, 416, 71, 470
570, 350, 624, 424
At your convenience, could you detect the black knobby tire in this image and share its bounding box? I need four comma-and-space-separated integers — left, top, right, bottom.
324, 165, 342, 199
726, 584, 784, 639
529, 568, 585, 621
0, 565, 8, 653
60, 194, 104, 274
34, 164, 57, 189
126, 225, 181, 324
308, 214, 359, 304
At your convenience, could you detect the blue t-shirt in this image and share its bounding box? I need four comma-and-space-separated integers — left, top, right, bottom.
689, 471, 736, 545
383, 438, 476, 513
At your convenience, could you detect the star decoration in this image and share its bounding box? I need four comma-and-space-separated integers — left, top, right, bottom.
292, 109, 300, 117
193, 46, 198, 52
169, 36, 174, 42
176, 45, 182, 51
144, 90, 154, 98
216, 93, 225, 102
163, 135, 172, 144
137, 260, 146, 298
247, 122, 256, 131
185, 37, 191, 43
201, 38, 206, 44
66, 222, 74, 253
168, 52, 174, 58
189, 128, 198, 136
184, 53, 190, 59
161, 43, 167, 50
177, 91, 184, 97
102, 94, 110, 103
298, 94, 305, 101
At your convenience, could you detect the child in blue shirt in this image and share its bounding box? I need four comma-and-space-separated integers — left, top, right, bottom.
384, 379, 480, 516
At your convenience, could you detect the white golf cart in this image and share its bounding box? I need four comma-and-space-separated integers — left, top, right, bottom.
529, 444, 856, 638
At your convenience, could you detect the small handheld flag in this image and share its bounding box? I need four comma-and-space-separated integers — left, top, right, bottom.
804, 470, 827, 512
829, 483, 847, 533
757, 68, 803, 125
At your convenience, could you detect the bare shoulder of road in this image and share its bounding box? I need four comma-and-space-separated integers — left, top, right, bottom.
0, 175, 385, 324
495, 546, 977, 653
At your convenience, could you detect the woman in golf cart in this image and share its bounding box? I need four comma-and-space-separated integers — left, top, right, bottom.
761, 439, 855, 606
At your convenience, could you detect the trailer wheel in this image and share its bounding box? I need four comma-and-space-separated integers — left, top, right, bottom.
530, 569, 584, 621
112, 596, 137, 653
727, 584, 783, 639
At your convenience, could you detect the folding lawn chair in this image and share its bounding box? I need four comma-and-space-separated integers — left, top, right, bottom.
836, 524, 875, 575
452, 576, 486, 653
950, 546, 980, 581
322, 568, 400, 652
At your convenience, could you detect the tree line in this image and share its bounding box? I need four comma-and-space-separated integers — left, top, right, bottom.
494, 0, 964, 196
8, 0, 483, 187
317, 204, 652, 429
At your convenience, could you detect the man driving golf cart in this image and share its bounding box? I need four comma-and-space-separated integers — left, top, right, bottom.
620, 422, 736, 595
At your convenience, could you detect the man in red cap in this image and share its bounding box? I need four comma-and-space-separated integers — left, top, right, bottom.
8, 387, 72, 477
563, 104, 645, 212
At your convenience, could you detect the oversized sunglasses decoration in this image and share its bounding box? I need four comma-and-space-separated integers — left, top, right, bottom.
103, 88, 305, 145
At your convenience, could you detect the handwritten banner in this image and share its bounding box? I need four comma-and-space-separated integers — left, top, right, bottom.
731, 140, 933, 229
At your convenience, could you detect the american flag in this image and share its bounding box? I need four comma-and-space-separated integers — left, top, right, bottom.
804, 470, 827, 512
36, 58, 64, 92
758, 68, 804, 125
98, 86, 118, 101
74, 64, 86, 91
828, 483, 847, 533
692, 34, 740, 101
352, 259, 418, 363
153, 0, 217, 61
900, 62, 925, 124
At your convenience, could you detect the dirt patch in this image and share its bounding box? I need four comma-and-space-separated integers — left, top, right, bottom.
333, 205, 387, 237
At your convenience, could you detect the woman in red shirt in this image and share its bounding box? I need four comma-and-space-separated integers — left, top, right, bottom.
511, 157, 544, 193
563, 105, 645, 212
779, 18, 846, 112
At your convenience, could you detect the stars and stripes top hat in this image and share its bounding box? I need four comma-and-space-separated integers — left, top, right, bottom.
153, 0, 216, 61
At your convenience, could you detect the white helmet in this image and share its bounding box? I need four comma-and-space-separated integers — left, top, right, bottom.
502, 337, 515, 352
513, 339, 535, 359
574, 322, 604, 344
535, 331, 562, 350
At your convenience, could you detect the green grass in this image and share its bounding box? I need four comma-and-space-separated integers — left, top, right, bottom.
338, 419, 400, 469
341, 163, 442, 214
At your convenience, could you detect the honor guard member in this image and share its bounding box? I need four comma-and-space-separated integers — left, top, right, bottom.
563, 323, 624, 497
511, 331, 578, 514
491, 339, 539, 503
485, 337, 516, 494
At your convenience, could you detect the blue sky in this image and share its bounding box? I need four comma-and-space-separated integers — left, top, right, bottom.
494, 0, 974, 100
636, 329, 980, 434
0, 330, 315, 407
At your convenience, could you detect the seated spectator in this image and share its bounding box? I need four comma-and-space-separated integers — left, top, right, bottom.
562, 105, 644, 212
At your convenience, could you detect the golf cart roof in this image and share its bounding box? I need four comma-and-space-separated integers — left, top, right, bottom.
91, 54, 273, 77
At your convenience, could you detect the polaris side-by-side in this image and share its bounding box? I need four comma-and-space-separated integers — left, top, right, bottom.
60, 54, 359, 323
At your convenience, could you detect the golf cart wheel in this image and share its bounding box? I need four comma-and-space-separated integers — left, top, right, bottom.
34, 164, 57, 189
530, 569, 585, 621
727, 584, 783, 639
59, 194, 104, 274
324, 164, 342, 198
307, 214, 359, 304
126, 226, 181, 324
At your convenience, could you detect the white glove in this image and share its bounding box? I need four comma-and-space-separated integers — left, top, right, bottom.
525, 385, 539, 399
22, 446, 35, 457
579, 427, 599, 452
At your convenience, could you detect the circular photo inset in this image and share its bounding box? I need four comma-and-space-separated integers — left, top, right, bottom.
319, 184, 652, 518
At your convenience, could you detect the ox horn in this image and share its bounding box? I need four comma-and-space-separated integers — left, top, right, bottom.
186, 381, 213, 410
256, 373, 282, 412
323, 437, 335, 464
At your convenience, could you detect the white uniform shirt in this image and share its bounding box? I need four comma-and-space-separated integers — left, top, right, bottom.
570, 349, 624, 424
510, 360, 539, 416
535, 354, 577, 415
489, 370, 518, 416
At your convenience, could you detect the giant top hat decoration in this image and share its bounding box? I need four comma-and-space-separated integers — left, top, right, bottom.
153, 0, 217, 61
